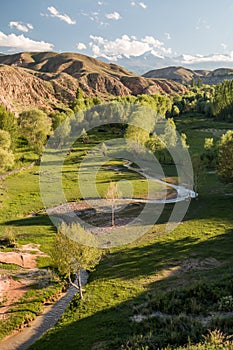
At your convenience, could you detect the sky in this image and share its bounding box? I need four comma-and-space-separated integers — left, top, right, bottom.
1, 0, 233, 70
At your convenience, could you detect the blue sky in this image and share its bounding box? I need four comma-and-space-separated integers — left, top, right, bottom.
1, 0, 233, 68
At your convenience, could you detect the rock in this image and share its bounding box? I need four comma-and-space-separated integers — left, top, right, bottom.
0, 252, 37, 268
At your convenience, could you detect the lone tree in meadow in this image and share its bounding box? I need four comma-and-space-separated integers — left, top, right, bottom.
105, 182, 122, 227
51, 222, 102, 299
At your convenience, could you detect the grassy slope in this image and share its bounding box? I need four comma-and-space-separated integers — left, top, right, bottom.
21, 117, 232, 350
0, 126, 170, 339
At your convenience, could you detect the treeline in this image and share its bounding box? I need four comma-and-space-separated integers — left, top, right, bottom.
172, 85, 215, 117
1, 83, 232, 173
172, 80, 233, 122
212, 80, 233, 121
114, 94, 172, 117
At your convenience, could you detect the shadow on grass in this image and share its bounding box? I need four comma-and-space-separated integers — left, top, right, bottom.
2, 215, 53, 227
26, 229, 233, 350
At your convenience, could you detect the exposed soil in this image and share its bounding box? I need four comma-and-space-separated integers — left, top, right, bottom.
0, 270, 88, 350
0, 244, 49, 319
0, 244, 48, 269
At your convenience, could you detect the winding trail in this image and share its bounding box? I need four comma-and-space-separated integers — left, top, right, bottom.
123, 161, 197, 203
0, 160, 196, 349
0, 270, 88, 350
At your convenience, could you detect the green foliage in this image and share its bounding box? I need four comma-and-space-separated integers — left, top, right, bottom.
0, 129, 11, 150
160, 118, 177, 148
0, 129, 15, 171
19, 109, 52, 155
51, 223, 102, 297
172, 86, 215, 117
0, 281, 62, 341
71, 88, 101, 112
202, 137, 217, 168
54, 117, 71, 148
0, 147, 14, 171
218, 296, 233, 312
0, 104, 18, 148
213, 80, 233, 121
218, 130, 233, 182
171, 104, 180, 117
50, 111, 69, 130
192, 154, 206, 193
115, 94, 172, 117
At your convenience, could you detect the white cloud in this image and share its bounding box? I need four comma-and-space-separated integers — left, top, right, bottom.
139, 2, 147, 9
165, 32, 171, 40
89, 34, 172, 60
9, 21, 33, 33
180, 52, 233, 64
130, 1, 147, 9
27, 23, 34, 30
221, 43, 227, 50
0, 31, 54, 51
105, 12, 121, 20
47, 6, 76, 25
98, 1, 103, 5
81, 10, 108, 26
76, 42, 87, 50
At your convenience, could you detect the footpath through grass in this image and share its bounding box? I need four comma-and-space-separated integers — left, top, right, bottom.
0, 118, 232, 348
29, 172, 233, 349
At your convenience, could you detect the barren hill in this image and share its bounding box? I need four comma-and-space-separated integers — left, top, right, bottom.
143, 66, 233, 85
0, 52, 186, 114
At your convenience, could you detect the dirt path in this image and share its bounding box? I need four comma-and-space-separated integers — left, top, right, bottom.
0, 162, 36, 181
0, 270, 88, 350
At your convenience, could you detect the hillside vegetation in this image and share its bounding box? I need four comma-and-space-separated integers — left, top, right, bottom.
0, 53, 232, 349
0, 52, 186, 114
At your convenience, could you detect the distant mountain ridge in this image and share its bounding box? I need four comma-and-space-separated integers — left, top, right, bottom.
0, 52, 186, 114
143, 66, 233, 85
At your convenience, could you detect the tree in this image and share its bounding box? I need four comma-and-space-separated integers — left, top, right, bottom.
0, 130, 15, 171
19, 109, 52, 155
53, 117, 71, 148
0, 130, 11, 150
202, 138, 217, 167
101, 142, 107, 156
50, 111, 68, 131
0, 148, 14, 171
80, 128, 89, 143
51, 223, 102, 299
0, 105, 18, 149
146, 134, 164, 153
218, 130, 233, 182
192, 154, 206, 194
105, 182, 122, 227
171, 105, 180, 117
160, 118, 177, 148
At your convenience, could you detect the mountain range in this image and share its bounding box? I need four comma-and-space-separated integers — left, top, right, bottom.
143, 66, 233, 85
2, 51, 233, 115
0, 52, 186, 114
102, 52, 233, 76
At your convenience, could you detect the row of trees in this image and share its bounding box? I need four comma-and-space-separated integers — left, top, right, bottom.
212, 80, 233, 121
172, 85, 215, 117
114, 94, 172, 117
199, 131, 233, 183
173, 79, 233, 122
